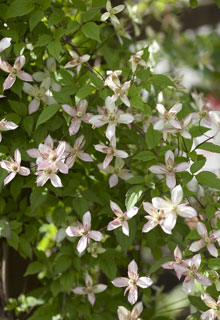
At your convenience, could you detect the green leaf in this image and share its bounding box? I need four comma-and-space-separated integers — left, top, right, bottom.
22, 116, 34, 136
100, 255, 117, 279
48, 39, 62, 60
190, 126, 210, 138
71, 0, 87, 10
75, 85, 94, 103
133, 151, 156, 161
54, 255, 72, 274
190, 156, 206, 174
30, 189, 48, 213
10, 176, 23, 200
60, 271, 75, 292
82, 22, 101, 42
48, 9, 64, 27
7, 0, 35, 18
149, 257, 172, 274
65, 21, 80, 35
127, 176, 145, 184
150, 74, 174, 87
25, 261, 42, 276
125, 185, 145, 209
36, 104, 60, 128
88, 71, 104, 89
189, 0, 198, 8
130, 96, 144, 112
35, 34, 53, 47
214, 0, 220, 8
0, 220, 11, 239
92, 0, 106, 7
197, 142, 220, 153
29, 9, 44, 31
145, 124, 161, 149
196, 171, 220, 190
188, 295, 208, 312
19, 237, 32, 259
8, 100, 27, 116
208, 258, 220, 270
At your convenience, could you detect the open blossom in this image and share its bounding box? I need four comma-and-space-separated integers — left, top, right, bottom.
129, 50, 147, 73
23, 82, 56, 114
152, 185, 197, 232
36, 166, 63, 187
153, 103, 182, 131
95, 137, 128, 169
66, 211, 104, 253
142, 202, 171, 234
101, 1, 125, 25
162, 246, 190, 279
62, 100, 91, 135
149, 150, 189, 189
0, 149, 30, 185
191, 93, 212, 126
104, 70, 122, 89
112, 81, 131, 107
189, 222, 220, 257
0, 37, 11, 52
209, 111, 220, 144
0, 56, 33, 91
112, 260, 153, 305
0, 118, 18, 142
107, 201, 138, 236
26, 134, 55, 165
89, 96, 134, 141
73, 274, 107, 306
163, 114, 192, 141
64, 50, 90, 74
98, 158, 133, 188
174, 254, 211, 294
201, 293, 220, 320
118, 302, 143, 320
65, 135, 93, 168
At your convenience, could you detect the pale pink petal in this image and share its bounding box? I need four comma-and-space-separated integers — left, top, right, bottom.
93, 284, 107, 293
128, 260, 138, 276
85, 274, 93, 287
78, 99, 88, 114
88, 231, 104, 241
106, 123, 116, 141
0, 59, 12, 73
103, 154, 113, 168
137, 277, 153, 288
4, 121, 18, 130
170, 103, 182, 114
62, 104, 75, 117
189, 240, 205, 252
69, 121, 81, 135
149, 165, 167, 174
114, 150, 128, 158
156, 104, 166, 115
0, 37, 11, 52
128, 286, 138, 305
201, 293, 217, 308
77, 235, 88, 253
82, 211, 91, 230
4, 172, 17, 185
171, 185, 183, 205
81, 55, 90, 63
170, 119, 182, 129
178, 206, 197, 218
29, 98, 40, 114
201, 309, 216, 320
19, 166, 30, 176
117, 306, 130, 320
14, 149, 21, 164
197, 222, 208, 238
14, 55, 25, 70
166, 173, 176, 189
131, 301, 143, 318
121, 221, 129, 236
142, 220, 157, 233
165, 150, 174, 165
182, 276, 194, 294
119, 171, 133, 181
110, 200, 123, 215
207, 244, 218, 257
191, 254, 201, 270
173, 162, 189, 172
77, 152, 93, 162
163, 213, 177, 231
126, 206, 138, 219
112, 277, 129, 287
88, 293, 96, 306
107, 219, 121, 231
50, 174, 62, 187
3, 74, 16, 90
195, 273, 211, 286
56, 161, 69, 174
153, 119, 165, 130
109, 174, 118, 188
142, 202, 157, 215
17, 71, 33, 82
118, 113, 134, 124
73, 286, 86, 295
66, 226, 81, 237
152, 197, 171, 210
94, 144, 109, 154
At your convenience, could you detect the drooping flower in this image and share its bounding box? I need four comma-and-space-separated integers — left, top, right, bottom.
0, 37, 11, 52
98, 158, 133, 188
153, 103, 182, 131
0, 118, 18, 142
0, 149, 30, 185
112, 260, 153, 305
152, 185, 197, 232
104, 70, 122, 89
64, 50, 90, 74
107, 201, 138, 236
66, 211, 104, 253
117, 302, 143, 320
89, 96, 134, 140
94, 136, 128, 169
23, 82, 56, 114
62, 100, 91, 135
201, 293, 220, 320
149, 150, 189, 189
65, 135, 93, 168
189, 222, 220, 257
112, 81, 131, 107
0, 55, 33, 90
73, 274, 107, 305
101, 1, 125, 25
129, 50, 147, 73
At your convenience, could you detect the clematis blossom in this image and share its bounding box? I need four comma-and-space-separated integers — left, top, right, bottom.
101, 1, 125, 25
66, 211, 104, 253
201, 293, 220, 320
153, 103, 182, 131
107, 200, 138, 236
0, 37, 11, 52
64, 50, 90, 74
162, 246, 190, 279
104, 70, 122, 89
0, 149, 30, 185
73, 274, 107, 305
149, 150, 189, 189
117, 302, 143, 320
35, 167, 63, 188
62, 100, 91, 135
152, 185, 197, 232
129, 50, 147, 73
189, 222, 220, 257
112, 80, 131, 107
112, 260, 153, 305
209, 111, 220, 144
65, 135, 93, 168
0, 118, 18, 142
94, 136, 128, 169
0, 55, 33, 90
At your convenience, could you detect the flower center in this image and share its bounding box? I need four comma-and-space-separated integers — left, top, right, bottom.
11, 164, 18, 171
44, 169, 52, 174
77, 111, 82, 118
128, 279, 136, 286
12, 67, 17, 75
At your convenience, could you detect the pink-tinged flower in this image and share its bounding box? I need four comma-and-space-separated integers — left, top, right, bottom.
98, 158, 133, 188
129, 50, 147, 73
0, 149, 30, 185
0, 55, 33, 91
94, 137, 128, 169
201, 293, 220, 320
0, 118, 18, 142
65, 135, 93, 168
112, 260, 153, 305
73, 274, 107, 306
149, 150, 189, 189
112, 81, 131, 107
26, 134, 54, 165
89, 96, 134, 140
104, 70, 122, 89
0, 37, 11, 52
162, 114, 192, 141
101, 1, 125, 25
174, 254, 211, 294
117, 302, 143, 320
191, 93, 212, 126
142, 202, 171, 234
209, 111, 220, 144
189, 222, 220, 257
152, 185, 197, 232
107, 201, 138, 236
23, 82, 56, 114
162, 246, 190, 279
66, 211, 104, 253
36, 167, 63, 187
64, 50, 90, 74
62, 100, 91, 135
153, 103, 182, 131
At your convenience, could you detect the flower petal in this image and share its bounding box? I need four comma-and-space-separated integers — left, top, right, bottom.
77, 235, 88, 253
83, 211, 91, 230
89, 230, 104, 242
112, 277, 129, 287
137, 277, 153, 288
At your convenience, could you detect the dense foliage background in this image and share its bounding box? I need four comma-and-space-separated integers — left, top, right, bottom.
1, 0, 220, 319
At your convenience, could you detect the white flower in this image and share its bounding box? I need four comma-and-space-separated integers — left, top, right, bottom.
101, 1, 125, 25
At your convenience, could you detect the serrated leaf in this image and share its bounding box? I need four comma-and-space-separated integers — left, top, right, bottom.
48, 39, 62, 60
133, 151, 156, 161
29, 9, 44, 31
82, 22, 100, 42
36, 104, 60, 128
7, 0, 34, 18
196, 171, 220, 190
